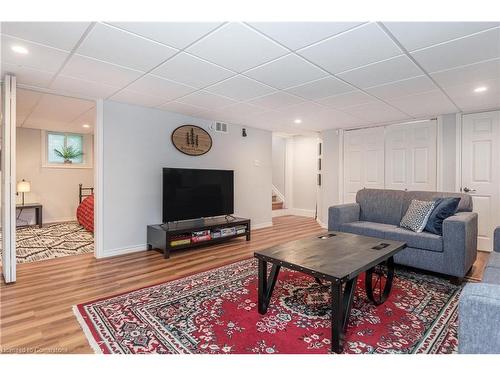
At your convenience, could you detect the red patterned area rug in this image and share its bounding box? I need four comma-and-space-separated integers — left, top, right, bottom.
74, 258, 461, 354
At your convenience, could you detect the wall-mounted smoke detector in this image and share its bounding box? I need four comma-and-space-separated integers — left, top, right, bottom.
213, 121, 228, 133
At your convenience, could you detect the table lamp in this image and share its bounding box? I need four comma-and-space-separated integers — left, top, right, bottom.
17, 179, 31, 205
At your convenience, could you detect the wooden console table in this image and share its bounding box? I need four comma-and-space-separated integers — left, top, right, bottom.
16, 203, 43, 228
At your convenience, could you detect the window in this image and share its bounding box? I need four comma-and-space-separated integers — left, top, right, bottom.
47, 132, 84, 164
41, 130, 93, 169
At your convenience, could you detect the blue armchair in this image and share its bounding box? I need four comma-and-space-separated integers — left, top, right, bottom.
458, 227, 500, 353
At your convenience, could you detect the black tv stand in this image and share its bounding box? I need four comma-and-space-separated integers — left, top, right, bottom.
147, 216, 251, 259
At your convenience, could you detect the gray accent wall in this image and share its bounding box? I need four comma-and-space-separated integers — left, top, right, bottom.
102, 100, 272, 255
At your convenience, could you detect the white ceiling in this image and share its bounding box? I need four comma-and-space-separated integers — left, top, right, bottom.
1, 21, 500, 133
16, 88, 95, 134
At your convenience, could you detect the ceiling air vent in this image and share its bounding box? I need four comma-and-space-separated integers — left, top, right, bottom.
214, 121, 228, 133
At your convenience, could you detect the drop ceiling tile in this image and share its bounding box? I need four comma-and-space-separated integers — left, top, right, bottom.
176, 91, 238, 110
157, 101, 206, 117
107, 22, 223, 49
338, 55, 422, 89
60, 54, 143, 87
186, 22, 288, 72
1, 22, 91, 51
285, 76, 353, 100
244, 54, 327, 89
341, 101, 409, 123
50, 75, 121, 99
218, 102, 268, 117
383, 22, 500, 51
316, 90, 377, 109
430, 58, 500, 88
1, 35, 69, 73
297, 23, 402, 74
151, 52, 234, 89
411, 27, 500, 73
205, 75, 275, 101
1, 63, 55, 88
70, 108, 96, 132
442, 78, 500, 112
110, 89, 167, 108
278, 101, 327, 117
126, 74, 196, 101
77, 23, 178, 72
28, 93, 94, 126
312, 109, 365, 129
248, 22, 365, 50
386, 90, 458, 117
247, 91, 304, 109
366, 75, 437, 100
16, 88, 43, 125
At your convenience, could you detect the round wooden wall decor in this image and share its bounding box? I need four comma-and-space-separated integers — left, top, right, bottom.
171, 125, 212, 156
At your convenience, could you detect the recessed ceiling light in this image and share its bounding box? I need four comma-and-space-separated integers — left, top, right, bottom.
11, 45, 29, 54
474, 86, 488, 93
82, 124, 90, 128
294, 119, 302, 124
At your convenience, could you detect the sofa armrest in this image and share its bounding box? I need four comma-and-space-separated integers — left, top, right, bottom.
328, 203, 360, 231
442, 212, 478, 277
494, 227, 500, 253
459, 283, 500, 353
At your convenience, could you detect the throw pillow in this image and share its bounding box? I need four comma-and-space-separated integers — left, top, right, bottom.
400, 199, 436, 233
424, 197, 461, 235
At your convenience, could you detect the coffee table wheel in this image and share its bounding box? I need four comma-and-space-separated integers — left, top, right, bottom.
365, 257, 395, 306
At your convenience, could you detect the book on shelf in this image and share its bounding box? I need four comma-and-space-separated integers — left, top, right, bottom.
191, 234, 212, 243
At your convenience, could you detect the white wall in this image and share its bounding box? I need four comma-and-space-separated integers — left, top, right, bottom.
318, 129, 342, 226
440, 113, 458, 192
102, 100, 272, 256
272, 135, 286, 195
291, 136, 318, 214
16, 127, 94, 224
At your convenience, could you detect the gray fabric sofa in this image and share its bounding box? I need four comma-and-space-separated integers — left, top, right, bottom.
458, 227, 500, 353
328, 188, 477, 278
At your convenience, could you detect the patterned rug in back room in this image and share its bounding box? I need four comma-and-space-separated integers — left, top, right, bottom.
0, 222, 94, 264
74, 258, 461, 354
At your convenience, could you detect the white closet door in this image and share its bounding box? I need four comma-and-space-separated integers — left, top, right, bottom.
385, 120, 437, 191
344, 127, 385, 203
461, 111, 500, 251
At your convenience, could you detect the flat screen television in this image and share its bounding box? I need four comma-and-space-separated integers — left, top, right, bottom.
162, 168, 234, 223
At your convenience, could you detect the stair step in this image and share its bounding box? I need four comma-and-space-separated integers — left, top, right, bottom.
272, 202, 284, 210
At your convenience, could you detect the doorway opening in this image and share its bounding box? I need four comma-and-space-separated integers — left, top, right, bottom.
1, 88, 96, 265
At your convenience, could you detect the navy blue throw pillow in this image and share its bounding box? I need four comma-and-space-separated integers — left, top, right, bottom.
424, 197, 461, 235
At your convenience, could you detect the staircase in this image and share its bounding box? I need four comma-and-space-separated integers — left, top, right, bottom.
272, 193, 284, 210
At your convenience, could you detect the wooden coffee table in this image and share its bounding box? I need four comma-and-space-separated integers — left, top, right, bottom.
254, 231, 406, 354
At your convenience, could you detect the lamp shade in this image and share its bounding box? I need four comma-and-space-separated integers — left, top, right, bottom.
17, 180, 31, 193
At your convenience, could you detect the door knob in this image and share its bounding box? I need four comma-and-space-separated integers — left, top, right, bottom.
463, 187, 476, 193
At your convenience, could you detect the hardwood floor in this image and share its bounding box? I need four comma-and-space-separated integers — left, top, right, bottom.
0, 215, 491, 354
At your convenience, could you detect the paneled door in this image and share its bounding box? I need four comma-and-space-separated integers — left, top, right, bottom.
385, 120, 437, 191
461, 111, 500, 251
343, 127, 385, 203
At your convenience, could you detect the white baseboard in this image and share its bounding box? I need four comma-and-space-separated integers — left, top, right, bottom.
317, 219, 328, 229
289, 208, 316, 218
252, 221, 273, 230
272, 208, 289, 217
101, 244, 147, 258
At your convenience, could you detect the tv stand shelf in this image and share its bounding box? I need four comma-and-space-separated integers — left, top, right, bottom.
147, 216, 251, 259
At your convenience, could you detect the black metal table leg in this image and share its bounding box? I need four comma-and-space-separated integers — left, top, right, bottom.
365, 256, 395, 306
331, 282, 343, 354
257, 260, 281, 314
342, 276, 358, 332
